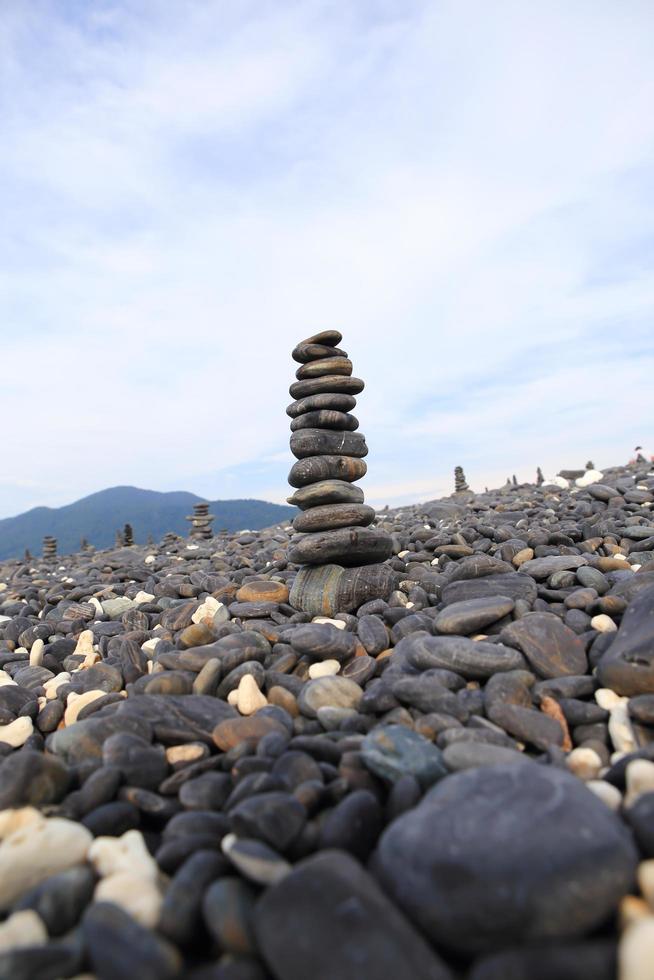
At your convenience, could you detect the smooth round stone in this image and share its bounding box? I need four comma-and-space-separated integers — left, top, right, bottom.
203, 876, 258, 955
287, 480, 365, 510
221, 835, 292, 886
297, 676, 363, 717
361, 724, 447, 788
0, 816, 93, 911
0, 750, 70, 809
289, 623, 358, 662
288, 527, 392, 567
254, 850, 452, 980
441, 573, 537, 606
518, 556, 588, 579
500, 612, 588, 678
371, 762, 639, 954
289, 375, 365, 400
290, 410, 359, 432
293, 330, 343, 352
434, 596, 515, 635
288, 455, 367, 488
15, 865, 95, 936
295, 356, 353, 379
290, 429, 368, 460
292, 341, 349, 364
102, 733, 168, 790
293, 503, 375, 533
597, 584, 654, 696
289, 563, 396, 616
629, 695, 654, 726
286, 392, 357, 417
236, 581, 289, 604
577, 565, 610, 594
397, 633, 526, 680
159, 851, 226, 947
230, 792, 306, 851
442, 741, 527, 771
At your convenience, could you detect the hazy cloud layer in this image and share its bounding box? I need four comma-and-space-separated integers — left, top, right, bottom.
1, 0, 653, 517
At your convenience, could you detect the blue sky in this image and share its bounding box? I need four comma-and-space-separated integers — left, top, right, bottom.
1, 0, 653, 518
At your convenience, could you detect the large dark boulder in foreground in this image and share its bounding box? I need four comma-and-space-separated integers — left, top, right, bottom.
371, 762, 638, 955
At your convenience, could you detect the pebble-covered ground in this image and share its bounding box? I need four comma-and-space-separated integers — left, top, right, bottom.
1, 460, 654, 980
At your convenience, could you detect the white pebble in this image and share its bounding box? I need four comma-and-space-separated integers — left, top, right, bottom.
619, 916, 654, 980
227, 688, 239, 706
64, 689, 106, 726
575, 469, 603, 486
144, 554, 156, 564
626, 760, 654, 809
312, 617, 345, 629
191, 596, 221, 625
73, 630, 95, 658
609, 701, 636, 755
0, 808, 44, 840
0, 716, 33, 748
590, 614, 617, 633
29, 638, 45, 667
595, 688, 624, 710
0, 816, 93, 910
88, 830, 158, 881
237, 674, 268, 715
308, 660, 340, 679
134, 590, 155, 604
0, 909, 47, 951
44, 673, 71, 699
94, 871, 163, 928
566, 747, 602, 781
586, 780, 623, 811
165, 743, 206, 765
0, 671, 16, 688
141, 637, 160, 656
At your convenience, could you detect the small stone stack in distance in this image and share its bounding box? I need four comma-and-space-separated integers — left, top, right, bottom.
42, 535, 57, 559
187, 502, 214, 540
454, 466, 469, 493
286, 330, 394, 614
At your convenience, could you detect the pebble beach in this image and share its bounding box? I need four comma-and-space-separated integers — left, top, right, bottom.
1, 451, 653, 979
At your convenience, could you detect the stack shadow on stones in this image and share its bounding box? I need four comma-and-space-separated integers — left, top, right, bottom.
286, 330, 395, 616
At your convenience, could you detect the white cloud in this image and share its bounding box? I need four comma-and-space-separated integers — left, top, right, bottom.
0, 0, 653, 517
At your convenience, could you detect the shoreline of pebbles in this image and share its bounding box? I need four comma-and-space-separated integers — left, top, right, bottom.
0, 456, 654, 979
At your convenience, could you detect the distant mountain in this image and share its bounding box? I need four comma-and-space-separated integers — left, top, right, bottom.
0, 486, 297, 560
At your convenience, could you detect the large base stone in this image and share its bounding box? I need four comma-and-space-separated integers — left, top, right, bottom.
289, 563, 396, 616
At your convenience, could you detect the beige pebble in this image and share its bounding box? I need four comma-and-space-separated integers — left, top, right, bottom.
88, 830, 158, 880
609, 702, 636, 755
638, 860, 654, 910
141, 637, 160, 656
311, 617, 345, 629
134, 590, 155, 604
144, 554, 156, 564
0, 807, 44, 840
73, 630, 95, 658
566, 747, 602, 781
626, 760, 654, 809
619, 916, 654, 980
29, 638, 45, 667
0, 670, 17, 688
621, 894, 652, 927
585, 780, 623, 811
237, 674, 268, 715
94, 871, 163, 928
165, 743, 206, 765
227, 688, 239, 706
308, 660, 340, 679
0, 909, 48, 951
0, 716, 33, 748
191, 596, 222, 625
591, 614, 617, 633
64, 689, 107, 726
44, 672, 71, 699
512, 547, 534, 567
595, 688, 623, 710
0, 817, 93, 910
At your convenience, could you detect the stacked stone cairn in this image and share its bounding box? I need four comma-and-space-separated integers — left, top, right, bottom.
454, 465, 469, 493
123, 523, 134, 547
536, 465, 545, 486
42, 535, 57, 560
186, 502, 214, 540
286, 330, 395, 615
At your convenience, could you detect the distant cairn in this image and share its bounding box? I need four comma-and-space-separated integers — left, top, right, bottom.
454, 466, 469, 493
585, 460, 595, 470
162, 531, 180, 549
114, 529, 124, 548
187, 502, 214, 540
123, 523, 134, 547
512, 474, 518, 487
536, 466, 544, 486
42, 536, 57, 560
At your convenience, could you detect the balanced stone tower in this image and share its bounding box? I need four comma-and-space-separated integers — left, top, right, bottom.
286, 330, 395, 616
187, 502, 214, 540
42, 536, 57, 560
454, 466, 469, 493
123, 523, 134, 546
536, 466, 544, 486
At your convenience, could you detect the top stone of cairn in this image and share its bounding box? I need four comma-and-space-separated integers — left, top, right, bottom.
286, 332, 395, 615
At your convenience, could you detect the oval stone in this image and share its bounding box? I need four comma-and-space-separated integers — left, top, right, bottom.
289, 375, 365, 400
288, 527, 393, 567
293, 503, 375, 533
290, 410, 359, 432
286, 393, 357, 417
289, 563, 396, 616
292, 342, 348, 363
288, 456, 367, 488
295, 357, 353, 380
287, 480, 365, 510
290, 430, 368, 460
